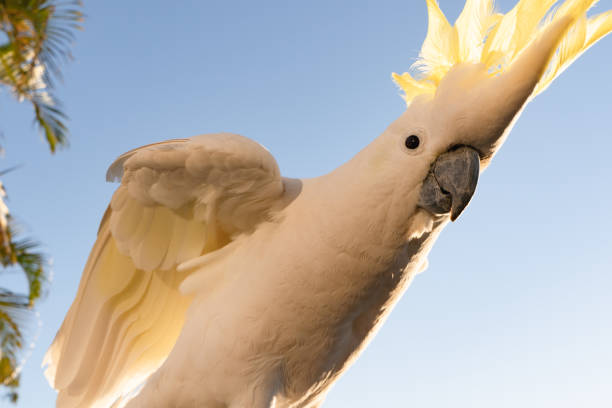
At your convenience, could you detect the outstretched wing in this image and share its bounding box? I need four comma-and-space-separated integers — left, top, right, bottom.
44, 133, 285, 408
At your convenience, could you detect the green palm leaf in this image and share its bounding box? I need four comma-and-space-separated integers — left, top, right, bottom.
0, 0, 83, 151
0, 1, 81, 402
0, 289, 38, 403
0, 188, 47, 403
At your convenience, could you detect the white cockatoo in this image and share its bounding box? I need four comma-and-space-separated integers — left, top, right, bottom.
44, 1, 612, 407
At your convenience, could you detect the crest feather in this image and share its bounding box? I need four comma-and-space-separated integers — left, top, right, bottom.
455, 0, 498, 62
415, 0, 459, 82
393, 0, 612, 104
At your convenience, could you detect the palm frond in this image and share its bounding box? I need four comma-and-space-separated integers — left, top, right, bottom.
0, 1, 76, 402
0, 289, 38, 404
0, 179, 47, 403
0, 0, 83, 152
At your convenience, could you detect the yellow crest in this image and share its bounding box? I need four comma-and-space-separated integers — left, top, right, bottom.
393, 0, 612, 104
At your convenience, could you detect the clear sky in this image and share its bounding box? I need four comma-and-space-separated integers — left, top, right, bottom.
1, 0, 611, 407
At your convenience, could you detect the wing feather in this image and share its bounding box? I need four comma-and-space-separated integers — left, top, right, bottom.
126, 206, 154, 257
133, 207, 173, 271
45, 133, 285, 407
110, 191, 142, 242
160, 214, 189, 271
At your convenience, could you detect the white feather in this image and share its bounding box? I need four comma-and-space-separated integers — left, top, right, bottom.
45, 133, 284, 407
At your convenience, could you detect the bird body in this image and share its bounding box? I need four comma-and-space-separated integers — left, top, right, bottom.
125, 149, 442, 407
44, 1, 612, 407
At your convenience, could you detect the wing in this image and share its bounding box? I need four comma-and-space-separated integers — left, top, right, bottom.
44, 133, 285, 408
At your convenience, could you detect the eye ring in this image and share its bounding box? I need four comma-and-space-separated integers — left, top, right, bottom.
404, 135, 421, 150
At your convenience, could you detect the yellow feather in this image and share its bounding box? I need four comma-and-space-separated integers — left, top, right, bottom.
560, 16, 588, 64
455, 0, 495, 61
585, 10, 612, 48
482, 6, 519, 68
391, 72, 436, 103
417, 0, 459, 78
393, 0, 612, 104
555, 0, 598, 20
535, 9, 612, 95
514, 0, 558, 55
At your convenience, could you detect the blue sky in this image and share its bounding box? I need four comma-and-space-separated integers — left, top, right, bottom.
1, 0, 611, 406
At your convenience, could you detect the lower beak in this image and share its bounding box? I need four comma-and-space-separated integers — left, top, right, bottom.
418, 146, 480, 221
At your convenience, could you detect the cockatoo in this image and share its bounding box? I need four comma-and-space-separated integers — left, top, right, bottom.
44, 1, 612, 407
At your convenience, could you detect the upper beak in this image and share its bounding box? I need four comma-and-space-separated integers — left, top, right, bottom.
418, 146, 480, 221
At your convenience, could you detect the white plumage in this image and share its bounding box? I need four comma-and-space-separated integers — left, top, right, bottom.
44, 134, 287, 407
44, 1, 612, 407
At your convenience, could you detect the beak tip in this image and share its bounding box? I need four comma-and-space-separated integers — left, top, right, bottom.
450, 193, 473, 221
449, 207, 463, 222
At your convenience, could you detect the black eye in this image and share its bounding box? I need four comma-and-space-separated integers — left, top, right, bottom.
405, 135, 420, 150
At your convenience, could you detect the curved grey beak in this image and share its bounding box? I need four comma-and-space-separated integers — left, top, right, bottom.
418, 146, 480, 221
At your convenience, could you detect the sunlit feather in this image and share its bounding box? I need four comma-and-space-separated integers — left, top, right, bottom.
394, 0, 612, 104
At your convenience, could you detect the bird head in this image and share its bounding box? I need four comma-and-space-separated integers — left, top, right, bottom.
368, 0, 612, 223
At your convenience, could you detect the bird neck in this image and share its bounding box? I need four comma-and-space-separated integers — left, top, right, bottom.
301, 144, 435, 267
